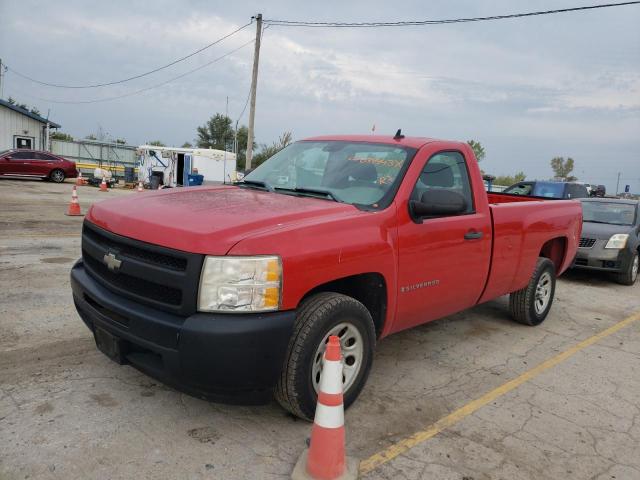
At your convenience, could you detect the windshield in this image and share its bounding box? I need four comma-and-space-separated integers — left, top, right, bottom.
532, 182, 565, 198
243, 141, 417, 208
582, 202, 637, 226
0, 149, 11, 157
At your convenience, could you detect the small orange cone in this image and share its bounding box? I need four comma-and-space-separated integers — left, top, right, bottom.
65, 186, 83, 216
99, 175, 108, 192
291, 336, 359, 480
137, 181, 144, 192
75, 171, 84, 186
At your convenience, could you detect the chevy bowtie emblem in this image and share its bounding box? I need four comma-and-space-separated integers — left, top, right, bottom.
103, 252, 122, 271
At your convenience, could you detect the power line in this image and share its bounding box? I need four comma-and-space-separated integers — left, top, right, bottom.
264, 1, 640, 27
6, 39, 255, 105
5, 22, 253, 89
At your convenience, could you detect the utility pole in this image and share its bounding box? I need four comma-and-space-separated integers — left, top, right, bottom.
616, 172, 621, 195
223, 96, 228, 184
0, 58, 4, 99
245, 14, 262, 172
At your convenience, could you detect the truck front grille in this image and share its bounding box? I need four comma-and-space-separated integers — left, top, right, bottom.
81, 222, 203, 315
579, 238, 596, 248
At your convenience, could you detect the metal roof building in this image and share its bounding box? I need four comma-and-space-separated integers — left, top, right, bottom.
0, 99, 60, 151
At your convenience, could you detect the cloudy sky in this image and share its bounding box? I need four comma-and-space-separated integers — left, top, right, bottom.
1, 0, 639, 192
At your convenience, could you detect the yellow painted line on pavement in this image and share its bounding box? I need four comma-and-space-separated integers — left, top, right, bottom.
360, 310, 640, 476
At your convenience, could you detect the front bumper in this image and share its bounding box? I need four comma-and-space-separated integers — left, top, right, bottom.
573, 242, 632, 273
70, 260, 295, 404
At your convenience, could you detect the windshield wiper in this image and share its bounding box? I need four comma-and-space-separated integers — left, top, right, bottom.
274, 186, 343, 203
237, 179, 274, 192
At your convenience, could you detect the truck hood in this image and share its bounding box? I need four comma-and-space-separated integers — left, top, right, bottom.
86, 185, 358, 254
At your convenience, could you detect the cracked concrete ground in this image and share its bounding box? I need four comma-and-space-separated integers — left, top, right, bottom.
1, 178, 639, 480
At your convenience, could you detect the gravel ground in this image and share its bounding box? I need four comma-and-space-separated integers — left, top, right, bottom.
1, 178, 638, 480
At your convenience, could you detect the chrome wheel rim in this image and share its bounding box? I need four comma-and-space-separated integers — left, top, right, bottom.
311, 322, 363, 395
535, 272, 552, 314
52, 170, 64, 182
632, 256, 639, 282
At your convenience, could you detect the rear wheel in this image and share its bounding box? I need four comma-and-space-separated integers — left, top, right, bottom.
49, 169, 65, 183
616, 252, 639, 286
509, 257, 556, 326
274, 292, 375, 421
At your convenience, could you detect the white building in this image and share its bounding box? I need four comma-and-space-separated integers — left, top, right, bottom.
0, 99, 60, 151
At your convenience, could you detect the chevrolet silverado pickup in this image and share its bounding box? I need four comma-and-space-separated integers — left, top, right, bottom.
70, 134, 582, 420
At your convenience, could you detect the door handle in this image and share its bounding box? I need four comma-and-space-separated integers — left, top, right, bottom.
464, 230, 483, 240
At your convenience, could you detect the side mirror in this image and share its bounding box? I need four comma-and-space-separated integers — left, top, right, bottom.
5, 156, 12, 160
410, 189, 467, 221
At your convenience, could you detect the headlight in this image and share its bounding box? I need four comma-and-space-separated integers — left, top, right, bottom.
604, 234, 629, 249
198, 256, 281, 312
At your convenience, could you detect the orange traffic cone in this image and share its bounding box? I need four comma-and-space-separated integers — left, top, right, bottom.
75, 171, 84, 186
137, 181, 144, 192
65, 186, 83, 216
291, 336, 358, 480
99, 175, 108, 192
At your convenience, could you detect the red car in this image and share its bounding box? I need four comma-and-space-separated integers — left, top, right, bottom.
70, 134, 582, 419
0, 149, 78, 183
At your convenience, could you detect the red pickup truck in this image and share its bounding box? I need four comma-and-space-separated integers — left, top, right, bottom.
70, 135, 582, 420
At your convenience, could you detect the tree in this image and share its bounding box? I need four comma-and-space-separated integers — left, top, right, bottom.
85, 134, 97, 140
115, 138, 126, 145
196, 113, 234, 150
147, 140, 166, 147
467, 139, 485, 162
196, 113, 253, 170
50, 132, 74, 141
251, 131, 294, 168
7, 97, 16, 105
550, 157, 576, 181
181, 142, 193, 148
494, 171, 526, 187
30, 107, 40, 116
235, 125, 251, 170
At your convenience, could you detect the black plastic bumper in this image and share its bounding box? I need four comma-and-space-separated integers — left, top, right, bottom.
70, 260, 296, 404
573, 244, 632, 273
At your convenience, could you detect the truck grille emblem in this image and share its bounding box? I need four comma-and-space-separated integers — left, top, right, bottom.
103, 252, 122, 271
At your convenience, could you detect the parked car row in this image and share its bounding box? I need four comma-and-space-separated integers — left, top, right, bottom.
0, 149, 78, 183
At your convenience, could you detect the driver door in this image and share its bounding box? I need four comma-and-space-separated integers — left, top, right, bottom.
395, 151, 492, 331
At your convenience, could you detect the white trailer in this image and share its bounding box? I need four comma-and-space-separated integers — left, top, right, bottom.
136, 145, 237, 187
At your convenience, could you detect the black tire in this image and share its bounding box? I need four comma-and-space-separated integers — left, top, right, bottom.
274, 292, 376, 421
49, 169, 65, 183
616, 252, 639, 286
509, 257, 556, 326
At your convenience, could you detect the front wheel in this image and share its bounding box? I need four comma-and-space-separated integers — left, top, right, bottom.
49, 169, 65, 183
616, 252, 639, 286
274, 292, 376, 421
509, 257, 556, 326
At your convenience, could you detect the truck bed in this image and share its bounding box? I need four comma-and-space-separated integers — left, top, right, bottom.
487, 192, 560, 204
479, 194, 582, 304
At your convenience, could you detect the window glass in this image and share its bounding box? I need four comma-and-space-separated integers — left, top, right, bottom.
15, 138, 32, 149
245, 141, 417, 208
504, 183, 533, 195
411, 151, 474, 214
532, 182, 565, 198
12, 151, 33, 160
35, 153, 56, 161
582, 202, 637, 226
571, 185, 588, 198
